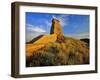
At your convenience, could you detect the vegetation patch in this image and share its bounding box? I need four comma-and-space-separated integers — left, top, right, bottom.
26, 37, 89, 67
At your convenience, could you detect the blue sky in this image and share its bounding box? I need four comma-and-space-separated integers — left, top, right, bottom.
26, 12, 89, 42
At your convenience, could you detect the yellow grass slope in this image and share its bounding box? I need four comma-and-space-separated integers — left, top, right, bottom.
34, 34, 57, 44
26, 37, 89, 67
26, 44, 45, 57
26, 34, 57, 58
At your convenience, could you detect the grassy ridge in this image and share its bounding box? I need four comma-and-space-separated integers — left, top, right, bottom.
26, 37, 89, 67
26, 34, 57, 58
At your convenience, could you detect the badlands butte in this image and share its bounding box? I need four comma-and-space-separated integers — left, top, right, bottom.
26, 18, 89, 67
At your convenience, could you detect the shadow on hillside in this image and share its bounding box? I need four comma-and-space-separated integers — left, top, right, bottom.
80, 38, 89, 47
26, 35, 44, 44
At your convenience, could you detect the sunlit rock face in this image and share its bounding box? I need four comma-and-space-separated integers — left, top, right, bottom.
50, 18, 65, 43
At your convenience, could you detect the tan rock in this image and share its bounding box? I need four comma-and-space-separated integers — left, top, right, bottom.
50, 18, 64, 37
50, 18, 65, 43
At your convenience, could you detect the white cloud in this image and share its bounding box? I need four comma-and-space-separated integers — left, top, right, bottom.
26, 24, 46, 42
45, 20, 51, 27
26, 24, 46, 33
44, 20, 51, 33
32, 27, 46, 33
26, 32, 43, 42
76, 32, 89, 39
52, 15, 69, 27
66, 32, 89, 39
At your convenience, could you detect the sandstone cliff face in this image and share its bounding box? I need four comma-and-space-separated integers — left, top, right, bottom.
50, 19, 65, 43
50, 19, 64, 36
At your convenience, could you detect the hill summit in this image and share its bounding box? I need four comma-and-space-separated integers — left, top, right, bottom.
26, 18, 89, 67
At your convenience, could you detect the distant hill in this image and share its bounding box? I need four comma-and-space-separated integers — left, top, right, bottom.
26, 35, 44, 44
80, 38, 89, 47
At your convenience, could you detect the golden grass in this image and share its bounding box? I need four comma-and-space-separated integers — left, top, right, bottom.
26, 37, 89, 67
34, 34, 57, 44
26, 44, 45, 57
26, 34, 57, 59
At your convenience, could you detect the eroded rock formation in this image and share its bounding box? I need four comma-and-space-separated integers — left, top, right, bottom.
50, 18, 65, 43
26, 18, 65, 59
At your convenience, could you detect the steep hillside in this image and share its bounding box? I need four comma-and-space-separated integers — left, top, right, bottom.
26, 34, 57, 58
26, 37, 89, 67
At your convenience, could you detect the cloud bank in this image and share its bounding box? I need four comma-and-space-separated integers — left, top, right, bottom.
26, 24, 46, 42
66, 32, 89, 39
52, 15, 69, 27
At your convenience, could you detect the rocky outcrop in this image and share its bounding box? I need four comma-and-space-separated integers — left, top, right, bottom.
50, 19, 65, 43
50, 19, 64, 36
26, 18, 65, 59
